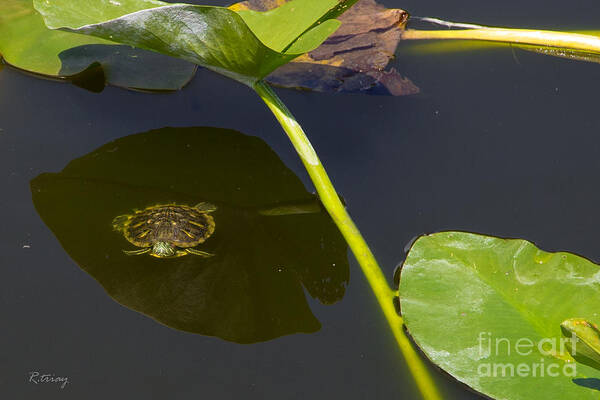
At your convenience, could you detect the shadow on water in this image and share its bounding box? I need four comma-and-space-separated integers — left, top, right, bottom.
573, 378, 600, 392
30, 127, 349, 343
58, 44, 197, 92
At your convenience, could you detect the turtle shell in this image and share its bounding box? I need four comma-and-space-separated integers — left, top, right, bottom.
116, 204, 215, 248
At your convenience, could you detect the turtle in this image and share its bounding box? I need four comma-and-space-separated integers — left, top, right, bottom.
112, 202, 217, 258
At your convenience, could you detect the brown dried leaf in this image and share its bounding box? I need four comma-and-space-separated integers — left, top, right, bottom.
231, 0, 419, 95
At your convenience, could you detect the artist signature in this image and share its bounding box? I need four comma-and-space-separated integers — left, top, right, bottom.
28, 371, 70, 389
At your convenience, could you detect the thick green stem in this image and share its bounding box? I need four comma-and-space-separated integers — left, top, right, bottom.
254, 80, 441, 400
402, 27, 600, 53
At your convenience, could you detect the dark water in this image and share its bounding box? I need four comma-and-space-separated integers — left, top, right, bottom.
3, 0, 600, 398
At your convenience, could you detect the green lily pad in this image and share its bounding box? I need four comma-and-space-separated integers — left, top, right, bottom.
399, 231, 600, 399
30, 127, 349, 343
0, 0, 196, 90
33, 0, 352, 86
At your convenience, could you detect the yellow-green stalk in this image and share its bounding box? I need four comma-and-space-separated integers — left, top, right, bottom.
254, 80, 441, 400
402, 25, 600, 54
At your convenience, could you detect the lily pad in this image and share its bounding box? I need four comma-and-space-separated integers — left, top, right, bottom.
0, 0, 196, 91
399, 231, 600, 400
233, 0, 419, 95
33, 0, 351, 87
30, 127, 349, 343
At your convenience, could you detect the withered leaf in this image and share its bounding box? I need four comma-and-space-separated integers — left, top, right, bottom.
231, 0, 419, 95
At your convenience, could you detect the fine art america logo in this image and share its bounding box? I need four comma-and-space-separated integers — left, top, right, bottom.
28, 371, 70, 389
477, 332, 578, 378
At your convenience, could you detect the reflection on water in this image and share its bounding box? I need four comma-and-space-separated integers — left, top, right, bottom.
30, 127, 349, 343
58, 44, 197, 91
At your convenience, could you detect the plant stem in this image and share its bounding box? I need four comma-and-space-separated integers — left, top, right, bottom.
402, 27, 600, 53
253, 80, 441, 400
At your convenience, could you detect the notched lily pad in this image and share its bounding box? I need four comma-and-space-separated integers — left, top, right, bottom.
400, 231, 600, 400
30, 127, 349, 343
233, 0, 419, 95
0, 0, 196, 91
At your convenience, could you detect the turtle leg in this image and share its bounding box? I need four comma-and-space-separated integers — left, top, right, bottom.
185, 248, 214, 257
112, 215, 130, 231
194, 202, 217, 213
123, 248, 151, 256
173, 249, 190, 258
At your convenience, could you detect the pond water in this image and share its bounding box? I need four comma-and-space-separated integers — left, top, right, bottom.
3, 0, 600, 399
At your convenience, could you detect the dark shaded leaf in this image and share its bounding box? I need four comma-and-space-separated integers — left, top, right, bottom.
233, 0, 419, 95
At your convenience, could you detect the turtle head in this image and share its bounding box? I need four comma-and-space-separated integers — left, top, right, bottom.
150, 242, 177, 258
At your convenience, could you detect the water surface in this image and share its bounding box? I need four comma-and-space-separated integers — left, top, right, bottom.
3, 0, 600, 398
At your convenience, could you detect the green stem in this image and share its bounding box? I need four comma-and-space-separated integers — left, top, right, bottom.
402, 27, 600, 53
253, 80, 441, 400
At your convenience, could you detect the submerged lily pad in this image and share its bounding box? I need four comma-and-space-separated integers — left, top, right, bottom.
33, 0, 351, 87
0, 0, 196, 91
233, 0, 419, 95
30, 127, 349, 343
399, 231, 600, 400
